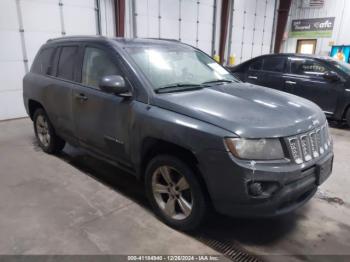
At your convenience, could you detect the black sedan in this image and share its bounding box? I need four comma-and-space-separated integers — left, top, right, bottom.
228, 53, 350, 126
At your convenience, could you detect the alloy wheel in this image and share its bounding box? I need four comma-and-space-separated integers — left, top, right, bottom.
36, 114, 50, 147
151, 166, 193, 220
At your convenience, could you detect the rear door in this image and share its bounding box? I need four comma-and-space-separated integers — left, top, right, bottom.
285, 57, 340, 114
258, 56, 288, 92
244, 58, 263, 85
72, 44, 133, 164
44, 45, 80, 142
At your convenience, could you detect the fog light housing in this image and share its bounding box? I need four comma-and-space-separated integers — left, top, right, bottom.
248, 181, 280, 197
249, 182, 263, 196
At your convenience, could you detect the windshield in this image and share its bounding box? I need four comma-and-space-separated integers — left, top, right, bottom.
126, 47, 238, 90
328, 59, 350, 75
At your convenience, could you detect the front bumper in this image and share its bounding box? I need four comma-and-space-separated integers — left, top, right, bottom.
197, 149, 333, 217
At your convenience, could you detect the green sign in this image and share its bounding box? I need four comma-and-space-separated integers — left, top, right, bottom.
290, 17, 335, 38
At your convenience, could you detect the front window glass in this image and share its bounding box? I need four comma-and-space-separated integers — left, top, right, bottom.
82, 47, 120, 88
126, 47, 237, 90
328, 59, 350, 75
290, 58, 327, 76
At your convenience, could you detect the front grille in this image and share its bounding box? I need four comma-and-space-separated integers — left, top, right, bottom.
286, 123, 332, 164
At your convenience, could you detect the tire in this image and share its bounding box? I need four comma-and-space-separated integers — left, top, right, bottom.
346, 108, 350, 127
33, 108, 65, 154
145, 155, 207, 231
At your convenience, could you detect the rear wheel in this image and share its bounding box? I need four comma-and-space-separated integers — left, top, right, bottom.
346, 108, 350, 127
33, 108, 65, 154
145, 155, 207, 231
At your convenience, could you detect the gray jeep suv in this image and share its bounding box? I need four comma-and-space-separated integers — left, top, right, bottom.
23, 36, 333, 231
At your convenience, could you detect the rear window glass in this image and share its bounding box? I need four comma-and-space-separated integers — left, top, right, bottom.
249, 60, 262, 71
263, 57, 285, 72
57, 46, 79, 81
31, 48, 55, 75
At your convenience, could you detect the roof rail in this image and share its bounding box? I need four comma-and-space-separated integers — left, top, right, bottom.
47, 35, 107, 43
144, 38, 180, 42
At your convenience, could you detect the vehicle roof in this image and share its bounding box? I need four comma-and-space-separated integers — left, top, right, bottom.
46, 35, 192, 49
252, 53, 332, 61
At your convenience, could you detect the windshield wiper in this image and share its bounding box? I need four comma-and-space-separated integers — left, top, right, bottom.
202, 79, 235, 85
155, 83, 204, 94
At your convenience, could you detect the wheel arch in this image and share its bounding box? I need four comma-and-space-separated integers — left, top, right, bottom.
139, 137, 213, 205
28, 99, 45, 120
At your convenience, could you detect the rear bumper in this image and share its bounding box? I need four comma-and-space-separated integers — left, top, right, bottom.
197, 150, 333, 217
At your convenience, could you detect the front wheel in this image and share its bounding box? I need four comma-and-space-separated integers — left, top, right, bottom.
145, 155, 207, 231
33, 108, 65, 154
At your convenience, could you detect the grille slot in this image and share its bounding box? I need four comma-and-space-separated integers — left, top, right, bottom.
287, 123, 331, 164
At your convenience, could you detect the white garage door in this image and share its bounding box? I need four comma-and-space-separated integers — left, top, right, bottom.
0, 0, 105, 121
134, 0, 215, 55
229, 0, 276, 64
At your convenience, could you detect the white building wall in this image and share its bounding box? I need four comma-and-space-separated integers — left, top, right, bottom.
0, 0, 114, 121
282, 0, 350, 55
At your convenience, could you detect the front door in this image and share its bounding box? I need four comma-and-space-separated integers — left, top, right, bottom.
285, 57, 340, 115
72, 45, 133, 164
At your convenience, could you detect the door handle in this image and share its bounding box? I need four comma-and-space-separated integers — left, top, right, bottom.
248, 76, 258, 79
285, 80, 296, 85
75, 93, 88, 101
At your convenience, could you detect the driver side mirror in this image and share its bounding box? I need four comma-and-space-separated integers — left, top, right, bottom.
99, 75, 132, 97
323, 71, 340, 82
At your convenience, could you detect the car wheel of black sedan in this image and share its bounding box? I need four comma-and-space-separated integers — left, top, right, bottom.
33, 108, 65, 154
346, 108, 350, 127
145, 155, 207, 231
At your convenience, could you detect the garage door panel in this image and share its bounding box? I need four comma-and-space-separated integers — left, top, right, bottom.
135, 15, 149, 37
0, 31, 23, 61
234, 0, 245, 13
198, 23, 212, 42
0, 61, 25, 92
262, 44, 270, 55
253, 30, 263, 45
21, 1, 61, 32
62, 0, 95, 8
232, 11, 244, 29
256, 0, 266, 14
181, 21, 196, 41
263, 30, 272, 46
161, 19, 179, 39
0, 0, 18, 30
181, 0, 197, 22
148, 17, 159, 38
161, 0, 179, 20
64, 6, 96, 35
255, 15, 265, 30
0, 90, 27, 120
198, 4, 213, 24
25, 31, 59, 62
245, 13, 255, 30
252, 43, 262, 58
244, 0, 257, 15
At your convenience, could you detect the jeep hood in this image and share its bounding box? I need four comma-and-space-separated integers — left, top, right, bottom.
151, 83, 326, 138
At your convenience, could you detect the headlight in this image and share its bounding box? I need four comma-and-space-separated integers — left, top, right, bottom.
224, 138, 285, 160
